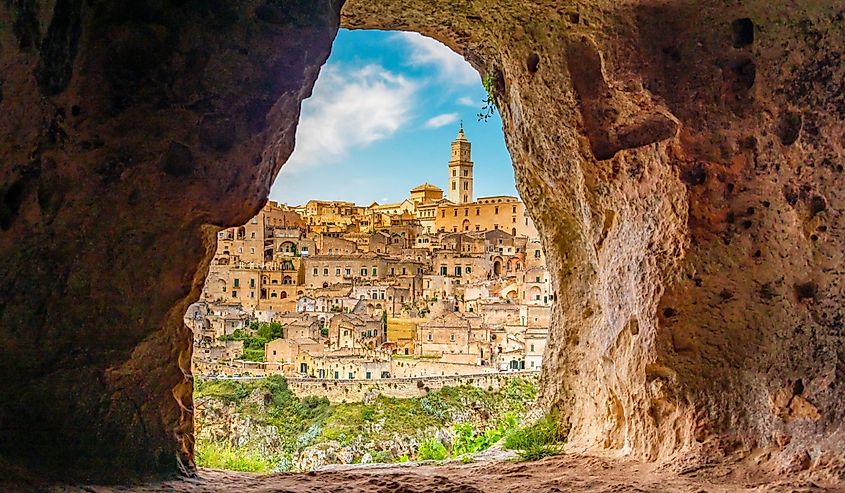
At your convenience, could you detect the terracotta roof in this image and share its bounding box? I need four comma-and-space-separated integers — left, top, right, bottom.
411, 182, 443, 192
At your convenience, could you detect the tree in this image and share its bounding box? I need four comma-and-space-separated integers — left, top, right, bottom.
256, 321, 284, 341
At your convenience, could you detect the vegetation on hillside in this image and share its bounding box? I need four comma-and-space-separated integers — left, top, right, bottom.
194, 376, 559, 473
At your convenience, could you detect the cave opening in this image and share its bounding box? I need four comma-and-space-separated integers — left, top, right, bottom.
187, 28, 556, 474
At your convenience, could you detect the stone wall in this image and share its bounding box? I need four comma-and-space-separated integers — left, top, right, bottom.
287, 371, 539, 403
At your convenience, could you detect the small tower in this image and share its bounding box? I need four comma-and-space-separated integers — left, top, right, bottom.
447, 123, 474, 204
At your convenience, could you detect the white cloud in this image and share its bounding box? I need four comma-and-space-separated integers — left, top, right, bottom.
457, 96, 475, 106
425, 112, 459, 128
282, 63, 417, 172
395, 32, 479, 85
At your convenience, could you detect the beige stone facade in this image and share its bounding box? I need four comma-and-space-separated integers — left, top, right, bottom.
191, 126, 550, 388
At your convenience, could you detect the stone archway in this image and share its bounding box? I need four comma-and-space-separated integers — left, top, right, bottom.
0, 0, 843, 484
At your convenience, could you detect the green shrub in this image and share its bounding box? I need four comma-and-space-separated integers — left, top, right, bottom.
503, 415, 566, 461
417, 438, 448, 461
241, 348, 265, 362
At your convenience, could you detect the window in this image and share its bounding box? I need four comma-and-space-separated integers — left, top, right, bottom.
466, 266, 472, 274
233, 278, 240, 288
536, 276, 541, 283
463, 182, 468, 190
251, 232, 256, 239
464, 208, 468, 216
249, 279, 255, 288
494, 224, 499, 230
450, 334, 455, 342
455, 266, 462, 276
427, 333, 432, 341
452, 169, 456, 177
348, 372, 353, 379
535, 250, 541, 258
366, 371, 372, 379
334, 371, 339, 379
535, 295, 541, 301
232, 290, 238, 298
494, 206, 499, 214
453, 209, 458, 217
345, 268, 351, 276
512, 217, 516, 223
361, 268, 368, 276
312, 268, 318, 275
452, 182, 456, 190
463, 195, 467, 202
530, 344, 535, 352
440, 266, 447, 275
372, 267, 377, 276
323, 268, 329, 276
238, 247, 243, 254
401, 267, 406, 275
442, 210, 446, 218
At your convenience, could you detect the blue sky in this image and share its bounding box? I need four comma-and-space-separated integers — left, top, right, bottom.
269, 29, 517, 206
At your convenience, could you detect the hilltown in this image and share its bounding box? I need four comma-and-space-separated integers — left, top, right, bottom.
186, 127, 550, 381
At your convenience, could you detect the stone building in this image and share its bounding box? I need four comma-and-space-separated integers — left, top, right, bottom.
328, 313, 385, 351
303, 253, 391, 288
265, 338, 325, 369
416, 312, 490, 365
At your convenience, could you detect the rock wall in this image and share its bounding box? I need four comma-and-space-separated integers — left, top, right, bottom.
0, 0, 342, 481
341, 0, 845, 477
0, 0, 843, 483
287, 372, 539, 403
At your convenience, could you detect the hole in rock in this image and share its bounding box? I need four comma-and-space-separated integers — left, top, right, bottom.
794, 281, 818, 301
731, 18, 754, 48
186, 29, 555, 473
777, 111, 802, 146
526, 53, 540, 73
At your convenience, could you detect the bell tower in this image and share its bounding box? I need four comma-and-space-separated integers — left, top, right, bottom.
447, 124, 473, 204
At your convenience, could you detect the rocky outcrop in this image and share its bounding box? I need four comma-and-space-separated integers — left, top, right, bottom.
1, 0, 843, 484
0, 0, 342, 481
341, 0, 845, 478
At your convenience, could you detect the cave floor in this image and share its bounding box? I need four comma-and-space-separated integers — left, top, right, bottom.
54, 454, 837, 493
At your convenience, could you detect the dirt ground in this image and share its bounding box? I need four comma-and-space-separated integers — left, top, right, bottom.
39, 453, 844, 493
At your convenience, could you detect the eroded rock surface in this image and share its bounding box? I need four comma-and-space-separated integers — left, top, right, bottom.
1, 0, 844, 484
341, 0, 845, 479
0, 0, 341, 481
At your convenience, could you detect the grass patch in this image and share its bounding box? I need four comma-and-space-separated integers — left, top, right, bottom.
503, 415, 567, 461
195, 439, 276, 473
